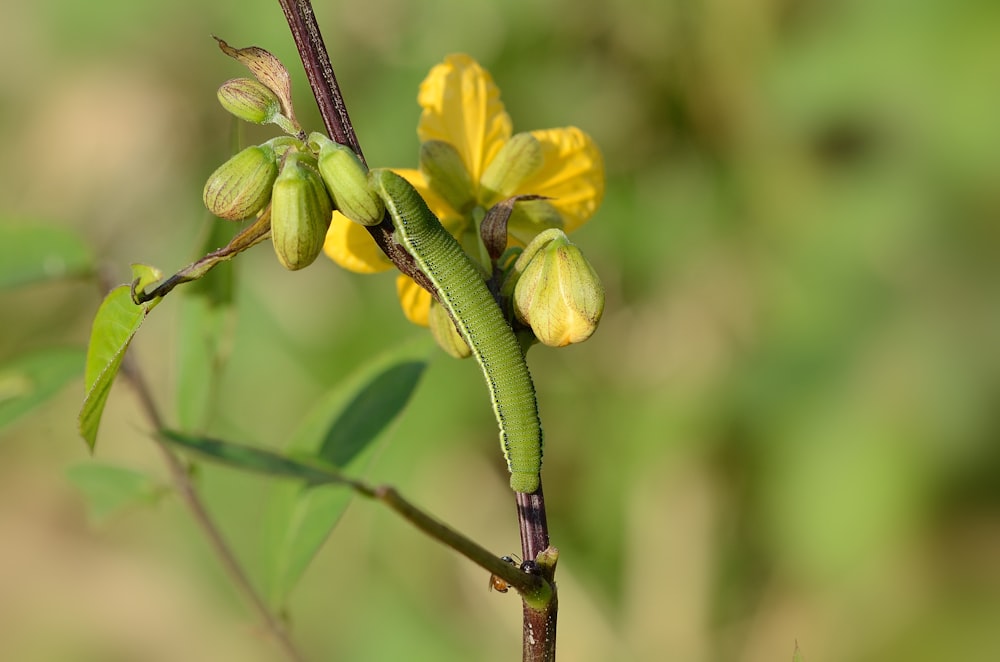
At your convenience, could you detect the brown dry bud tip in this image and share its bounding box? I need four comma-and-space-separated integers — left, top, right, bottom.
203, 144, 279, 220
270, 151, 333, 271
217, 78, 281, 125
513, 229, 604, 347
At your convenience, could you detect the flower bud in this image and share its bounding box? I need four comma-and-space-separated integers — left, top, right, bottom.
270, 151, 333, 271
480, 132, 543, 201
203, 144, 279, 220
428, 299, 471, 359
512, 229, 604, 347
217, 77, 282, 125
311, 133, 384, 226
419, 140, 475, 213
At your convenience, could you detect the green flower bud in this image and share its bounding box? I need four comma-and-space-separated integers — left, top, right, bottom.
512, 229, 604, 347
429, 299, 471, 359
203, 144, 279, 220
270, 151, 333, 271
311, 133, 384, 226
217, 78, 282, 125
419, 140, 475, 214
480, 132, 543, 201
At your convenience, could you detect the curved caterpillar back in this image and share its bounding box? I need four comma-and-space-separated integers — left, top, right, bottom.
371, 169, 542, 493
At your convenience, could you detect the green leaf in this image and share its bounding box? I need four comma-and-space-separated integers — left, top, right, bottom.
262, 337, 432, 606
0, 347, 86, 431
65, 463, 161, 523
158, 429, 350, 486
792, 642, 805, 662
78, 277, 161, 449
0, 223, 93, 288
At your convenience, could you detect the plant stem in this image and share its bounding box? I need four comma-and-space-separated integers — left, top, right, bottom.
518, 487, 558, 662
517, 488, 550, 560
159, 428, 550, 597
119, 354, 307, 662
132, 207, 271, 303
518, 489, 557, 661
374, 486, 549, 597
275, 0, 436, 298
275, 1, 556, 658
275, 0, 361, 157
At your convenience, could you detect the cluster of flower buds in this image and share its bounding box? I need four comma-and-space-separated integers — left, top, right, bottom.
202, 76, 384, 271
203, 64, 605, 349
202, 134, 335, 271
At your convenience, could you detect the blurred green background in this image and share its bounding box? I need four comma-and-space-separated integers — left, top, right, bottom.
2, 0, 1000, 660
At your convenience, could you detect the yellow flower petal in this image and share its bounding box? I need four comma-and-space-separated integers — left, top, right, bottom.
518, 127, 605, 234
323, 211, 393, 274
396, 274, 432, 326
417, 54, 511, 187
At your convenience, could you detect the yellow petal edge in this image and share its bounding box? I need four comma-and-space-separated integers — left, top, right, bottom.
417, 54, 511, 187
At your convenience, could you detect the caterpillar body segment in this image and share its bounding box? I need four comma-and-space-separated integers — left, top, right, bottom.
370, 169, 542, 493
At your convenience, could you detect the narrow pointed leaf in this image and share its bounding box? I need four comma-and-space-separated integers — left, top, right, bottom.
66, 463, 161, 523
158, 429, 350, 486
0, 223, 93, 288
79, 273, 161, 449
262, 337, 432, 606
0, 347, 86, 431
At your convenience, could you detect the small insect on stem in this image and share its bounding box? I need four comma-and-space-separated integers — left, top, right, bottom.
488, 555, 520, 594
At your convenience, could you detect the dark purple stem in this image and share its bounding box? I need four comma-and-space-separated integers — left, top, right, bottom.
276, 0, 362, 158
275, 0, 434, 295
274, 1, 555, 658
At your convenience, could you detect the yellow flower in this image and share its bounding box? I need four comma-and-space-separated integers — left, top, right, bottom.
323, 53, 604, 326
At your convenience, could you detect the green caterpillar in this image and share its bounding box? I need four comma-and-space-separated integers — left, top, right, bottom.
370, 169, 542, 493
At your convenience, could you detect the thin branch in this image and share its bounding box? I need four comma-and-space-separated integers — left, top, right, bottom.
275, 0, 360, 156
119, 354, 308, 662
132, 207, 271, 303
521, 544, 559, 662
517, 488, 550, 561
158, 428, 549, 598
518, 488, 558, 662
